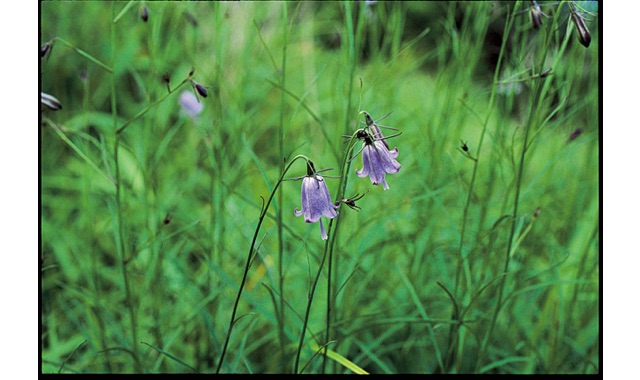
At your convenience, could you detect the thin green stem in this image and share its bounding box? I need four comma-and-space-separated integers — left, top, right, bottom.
216, 155, 309, 374
447, 3, 518, 372
277, 3, 289, 371
53, 37, 113, 73
294, 130, 361, 374
321, 3, 366, 373
116, 74, 192, 135
110, 3, 140, 372
474, 1, 568, 371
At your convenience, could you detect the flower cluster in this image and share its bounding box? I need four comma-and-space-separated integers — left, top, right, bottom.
294, 111, 401, 239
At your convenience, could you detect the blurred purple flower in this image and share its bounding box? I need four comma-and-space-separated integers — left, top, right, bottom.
294, 172, 339, 240
179, 90, 203, 118
357, 139, 401, 190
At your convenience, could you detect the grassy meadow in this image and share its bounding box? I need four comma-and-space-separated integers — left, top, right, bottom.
40, 1, 600, 374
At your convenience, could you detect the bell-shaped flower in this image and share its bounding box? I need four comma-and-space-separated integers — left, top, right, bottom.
294, 170, 339, 240
356, 138, 401, 190
179, 90, 203, 118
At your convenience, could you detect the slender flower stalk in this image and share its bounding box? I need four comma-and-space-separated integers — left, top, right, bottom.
217, 155, 310, 373
294, 122, 368, 373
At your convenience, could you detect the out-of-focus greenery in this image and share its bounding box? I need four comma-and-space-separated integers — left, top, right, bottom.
40, 1, 599, 374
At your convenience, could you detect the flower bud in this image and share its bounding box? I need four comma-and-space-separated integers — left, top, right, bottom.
529, 1, 543, 29
41, 42, 51, 59
140, 5, 149, 22
195, 83, 208, 98
41, 92, 62, 111
533, 207, 541, 218
567, 128, 583, 142
570, 3, 591, 48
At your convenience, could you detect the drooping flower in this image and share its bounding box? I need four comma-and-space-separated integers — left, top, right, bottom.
294, 162, 339, 240
41, 92, 62, 111
570, 2, 591, 48
357, 137, 401, 190
179, 90, 203, 118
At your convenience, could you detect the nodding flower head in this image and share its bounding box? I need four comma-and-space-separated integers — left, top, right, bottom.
41, 92, 62, 111
570, 3, 591, 48
294, 161, 339, 240
179, 90, 203, 118
356, 112, 401, 190
357, 138, 401, 190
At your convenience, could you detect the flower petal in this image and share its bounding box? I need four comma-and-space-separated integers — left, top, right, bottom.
357, 140, 401, 190
296, 175, 339, 224
319, 219, 328, 240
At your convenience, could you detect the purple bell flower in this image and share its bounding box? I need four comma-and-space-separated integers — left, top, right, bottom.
294, 167, 339, 240
179, 90, 203, 118
356, 138, 401, 190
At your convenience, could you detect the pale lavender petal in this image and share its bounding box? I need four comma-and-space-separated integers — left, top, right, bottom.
357, 140, 401, 190
179, 91, 203, 118
295, 174, 339, 239
319, 219, 328, 240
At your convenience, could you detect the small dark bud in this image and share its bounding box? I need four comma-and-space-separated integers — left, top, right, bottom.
539, 68, 552, 78
339, 190, 368, 211
140, 5, 149, 22
163, 73, 171, 84
356, 129, 368, 140
188, 67, 195, 77
183, 11, 199, 27
163, 213, 172, 225
195, 83, 208, 98
461, 142, 469, 152
533, 207, 540, 218
529, 1, 543, 29
341, 198, 361, 211
41, 43, 51, 59
567, 128, 583, 142
41, 92, 62, 111
570, 4, 591, 48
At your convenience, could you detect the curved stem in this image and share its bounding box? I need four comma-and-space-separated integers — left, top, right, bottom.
216, 155, 309, 374
446, 4, 517, 372
473, 1, 568, 371
110, 4, 141, 371
293, 130, 361, 374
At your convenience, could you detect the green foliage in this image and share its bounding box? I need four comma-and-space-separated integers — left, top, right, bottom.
41, 1, 599, 374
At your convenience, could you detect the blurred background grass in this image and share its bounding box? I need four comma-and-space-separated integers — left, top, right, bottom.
40, 1, 599, 374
